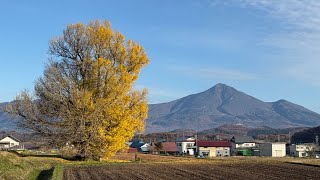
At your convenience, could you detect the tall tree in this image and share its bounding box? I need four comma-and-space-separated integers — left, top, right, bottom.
7, 20, 149, 160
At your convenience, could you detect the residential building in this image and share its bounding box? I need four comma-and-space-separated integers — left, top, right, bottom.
230, 136, 256, 155
197, 140, 231, 157
230, 136, 256, 148
129, 140, 150, 153
0, 136, 23, 150
259, 142, 286, 157
289, 143, 317, 157
150, 142, 179, 155
176, 137, 196, 155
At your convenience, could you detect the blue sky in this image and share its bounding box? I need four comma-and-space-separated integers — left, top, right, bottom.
0, 0, 319, 113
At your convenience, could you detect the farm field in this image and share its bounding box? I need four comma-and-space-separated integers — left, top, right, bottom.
1, 151, 320, 180
63, 160, 320, 180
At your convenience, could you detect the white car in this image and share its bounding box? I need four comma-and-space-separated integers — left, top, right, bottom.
316, 154, 320, 159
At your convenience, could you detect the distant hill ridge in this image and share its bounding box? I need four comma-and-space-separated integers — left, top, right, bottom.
291, 126, 320, 144
0, 102, 19, 131
146, 83, 320, 133
1, 83, 320, 133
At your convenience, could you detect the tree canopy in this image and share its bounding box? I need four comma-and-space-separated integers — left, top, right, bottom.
8, 20, 149, 160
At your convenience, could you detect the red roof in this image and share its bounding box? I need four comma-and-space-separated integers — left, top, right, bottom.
197, 141, 231, 147
161, 142, 178, 152
128, 148, 138, 153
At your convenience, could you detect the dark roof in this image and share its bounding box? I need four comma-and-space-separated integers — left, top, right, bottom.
230, 136, 255, 143
1, 135, 21, 142
8, 136, 21, 142
197, 141, 231, 147
130, 140, 145, 148
176, 137, 195, 142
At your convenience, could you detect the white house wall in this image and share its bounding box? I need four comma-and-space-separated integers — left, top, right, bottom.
0, 137, 19, 147
260, 143, 286, 157
236, 143, 256, 148
180, 142, 195, 154
271, 144, 286, 157
140, 144, 150, 152
289, 144, 315, 157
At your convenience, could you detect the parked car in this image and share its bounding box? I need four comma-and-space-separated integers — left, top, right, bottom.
197, 155, 205, 159
315, 154, 320, 159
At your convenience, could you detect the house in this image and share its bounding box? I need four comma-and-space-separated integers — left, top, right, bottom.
129, 140, 150, 153
176, 137, 196, 155
259, 142, 286, 157
197, 140, 231, 157
0, 135, 23, 150
230, 136, 256, 155
289, 143, 318, 157
230, 136, 256, 148
150, 142, 179, 155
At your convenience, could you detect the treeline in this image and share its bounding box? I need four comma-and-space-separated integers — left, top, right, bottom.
291, 126, 320, 144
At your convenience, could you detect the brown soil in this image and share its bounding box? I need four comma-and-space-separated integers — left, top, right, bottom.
63, 160, 320, 180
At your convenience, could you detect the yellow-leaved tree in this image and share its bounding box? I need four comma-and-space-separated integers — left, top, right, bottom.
8, 20, 149, 160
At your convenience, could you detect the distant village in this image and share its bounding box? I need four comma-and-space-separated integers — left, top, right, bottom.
1, 133, 319, 159
128, 134, 320, 158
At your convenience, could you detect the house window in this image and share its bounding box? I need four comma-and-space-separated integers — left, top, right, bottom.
202, 152, 209, 157
11, 143, 14, 146
186, 143, 193, 147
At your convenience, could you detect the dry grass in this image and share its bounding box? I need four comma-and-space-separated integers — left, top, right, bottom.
110, 153, 320, 165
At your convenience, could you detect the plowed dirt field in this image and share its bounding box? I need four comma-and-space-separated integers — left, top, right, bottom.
64, 161, 320, 180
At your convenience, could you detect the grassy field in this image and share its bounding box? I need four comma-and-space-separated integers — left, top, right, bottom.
0, 151, 127, 180
0, 151, 64, 180
1, 151, 320, 180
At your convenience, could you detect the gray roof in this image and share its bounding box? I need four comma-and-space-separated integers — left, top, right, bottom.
231, 136, 255, 143
7, 135, 21, 142
130, 140, 145, 148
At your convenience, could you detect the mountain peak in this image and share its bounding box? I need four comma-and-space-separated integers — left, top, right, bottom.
212, 83, 230, 89
207, 83, 235, 93
276, 99, 289, 103
146, 84, 320, 133
215, 83, 227, 87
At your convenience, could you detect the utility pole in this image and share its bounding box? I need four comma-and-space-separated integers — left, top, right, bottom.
195, 130, 198, 154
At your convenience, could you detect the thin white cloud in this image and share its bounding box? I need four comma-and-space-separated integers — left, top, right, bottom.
170, 66, 262, 80
208, 0, 320, 85
239, 0, 320, 31
244, 0, 320, 85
